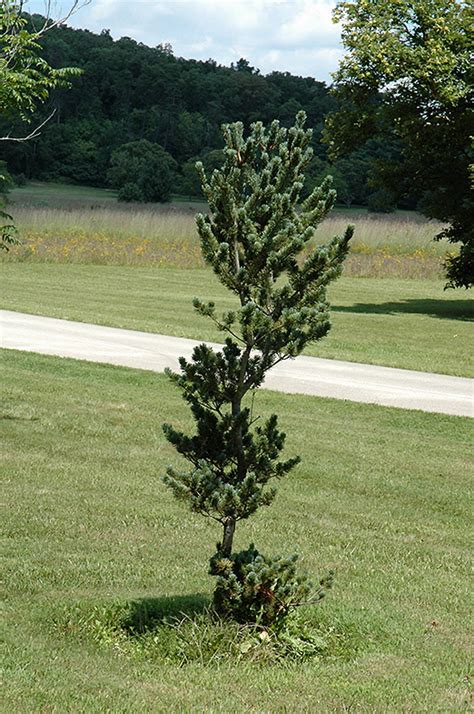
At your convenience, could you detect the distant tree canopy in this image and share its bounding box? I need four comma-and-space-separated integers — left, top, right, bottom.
108, 140, 177, 203
0, 14, 411, 210
326, 0, 473, 287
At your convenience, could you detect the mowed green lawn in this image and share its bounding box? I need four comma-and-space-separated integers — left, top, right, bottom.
9, 180, 418, 217
1, 263, 472, 376
2, 350, 471, 711
9, 180, 120, 208
9, 180, 205, 212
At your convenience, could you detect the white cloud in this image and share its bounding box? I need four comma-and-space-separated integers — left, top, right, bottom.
25, 0, 342, 82
278, 0, 337, 46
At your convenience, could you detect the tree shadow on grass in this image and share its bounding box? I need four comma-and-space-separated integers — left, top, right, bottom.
121, 593, 210, 635
333, 298, 473, 321
0, 413, 39, 421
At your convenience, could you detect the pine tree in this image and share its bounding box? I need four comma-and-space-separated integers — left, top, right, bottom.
163, 112, 353, 625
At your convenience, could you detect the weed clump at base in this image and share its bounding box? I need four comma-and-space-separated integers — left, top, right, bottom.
54, 597, 365, 666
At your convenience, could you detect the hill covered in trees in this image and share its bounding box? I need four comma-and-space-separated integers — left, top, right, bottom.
1, 14, 405, 209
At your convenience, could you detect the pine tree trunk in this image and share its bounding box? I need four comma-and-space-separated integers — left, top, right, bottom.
221, 518, 236, 557
220, 348, 252, 559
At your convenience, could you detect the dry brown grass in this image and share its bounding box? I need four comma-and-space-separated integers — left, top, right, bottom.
3, 205, 449, 278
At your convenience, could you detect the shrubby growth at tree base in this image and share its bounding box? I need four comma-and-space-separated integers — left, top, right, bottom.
162, 113, 352, 625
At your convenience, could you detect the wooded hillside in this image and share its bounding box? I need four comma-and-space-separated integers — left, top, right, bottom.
1, 14, 404, 208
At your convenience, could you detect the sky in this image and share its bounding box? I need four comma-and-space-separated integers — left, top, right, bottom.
26, 0, 343, 82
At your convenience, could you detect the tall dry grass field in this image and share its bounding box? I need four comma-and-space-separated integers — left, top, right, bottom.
3, 205, 450, 278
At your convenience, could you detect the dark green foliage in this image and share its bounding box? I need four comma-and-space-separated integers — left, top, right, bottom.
1, 16, 336, 194
0, 160, 19, 250
303, 140, 403, 208
367, 188, 396, 214
12, 172, 27, 186
2, 12, 431, 213
179, 149, 224, 197
442, 229, 474, 291
117, 182, 143, 203
162, 113, 351, 624
0, 161, 13, 196
327, 0, 473, 287
210, 545, 333, 626
107, 140, 177, 203
163, 343, 299, 524
0, 205, 18, 251
1, 4, 80, 249
0, 2, 81, 122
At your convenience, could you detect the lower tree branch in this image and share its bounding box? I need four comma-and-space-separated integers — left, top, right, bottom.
0, 110, 56, 142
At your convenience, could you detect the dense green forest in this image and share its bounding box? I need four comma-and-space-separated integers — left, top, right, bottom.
0, 14, 407, 209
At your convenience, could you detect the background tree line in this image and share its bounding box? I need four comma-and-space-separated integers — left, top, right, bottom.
0, 14, 406, 210
327, 0, 472, 288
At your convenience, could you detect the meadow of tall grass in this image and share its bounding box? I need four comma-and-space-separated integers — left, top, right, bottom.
3, 204, 449, 278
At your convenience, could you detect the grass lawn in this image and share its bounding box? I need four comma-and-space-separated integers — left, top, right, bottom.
1, 263, 472, 376
9, 181, 120, 208
9, 181, 209, 213
9, 180, 421, 218
2, 349, 472, 711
